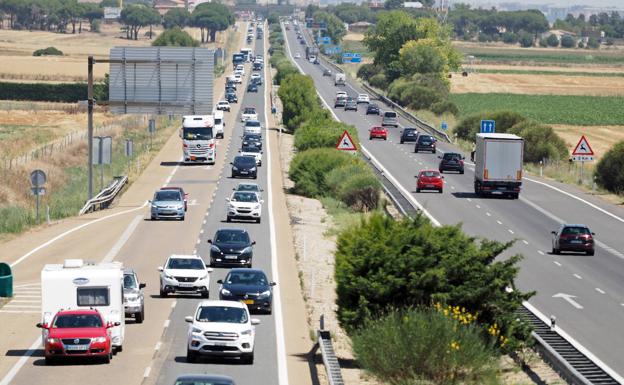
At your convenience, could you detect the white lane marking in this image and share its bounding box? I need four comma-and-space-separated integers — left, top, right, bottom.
522, 240, 529, 245
200, 229, 204, 234
272, 23, 289, 385
102, 215, 142, 263
10, 201, 148, 268
143, 367, 151, 379
554, 261, 562, 266
203, 220, 207, 224
467, 198, 472, 202
193, 249, 197, 254
476, 204, 481, 209
574, 274, 582, 279
496, 220, 503, 225
188, 199, 198, 206
155, 341, 162, 351
524, 177, 624, 224
163, 319, 170, 329
596, 288, 606, 294
2, 304, 40, 309
13, 283, 40, 288
12, 295, 39, 298
451, 185, 455, 190
508, 229, 514, 234
171, 300, 177, 309
7, 300, 39, 303
0, 310, 39, 314
164, 161, 181, 186
538, 250, 545, 255
0, 337, 41, 385
486, 212, 491, 216
196, 239, 201, 244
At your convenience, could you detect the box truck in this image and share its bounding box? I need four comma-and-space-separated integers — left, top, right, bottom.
181, 115, 216, 164
41, 259, 125, 351
334, 73, 346, 86
473, 133, 523, 199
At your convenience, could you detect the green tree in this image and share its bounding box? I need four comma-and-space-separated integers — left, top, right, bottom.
587, 36, 600, 49
99, 0, 120, 7
152, 27, 199, 47
81, 3, 103, 33
312, 10, 346, 44
163, 8, 190, 29
546, 34, 559, 47
595, 141, 624, 194
399, 40, 447, 76
277, 73, 321, 131
518, 32, 534, 47
192, 3, 234, 43
120, 4, 161, 40
560, 34, 576, 48
384, 0, 404, 10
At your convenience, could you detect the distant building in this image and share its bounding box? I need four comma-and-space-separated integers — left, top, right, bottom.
188, 0, 212, 11
154, 0, 189, 15
349, 21, 373, 33
403, 1, 423, 8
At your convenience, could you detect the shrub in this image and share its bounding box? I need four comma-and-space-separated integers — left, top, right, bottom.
546, 34, 559, 47
356, 63, 381, 81
507, 120, 568, 162
335, 213, 533, 351
152, 27, 199, 47
289, 148, 351, 197
352, 308, 501, 385
326, 162, 380, 211
294, 117, 358, 151
278, 73, 322, 131
453, 110, 526, 141
274, 60, 299, 85
33, 47, 63, 56
595, 141, 624, 194
538, 38, 548, 47
561, 35, 576, 48
478, 33, 491, 43
91, 19, 101, 33
431, 100, 459, 116
587, 36, 600, 49
578, 41, 585, 48
387, 78, 443, 110
502, 32, 518, 44
518, 32, 534, 48
0, 82, 93, 102
369, 73, 389, 90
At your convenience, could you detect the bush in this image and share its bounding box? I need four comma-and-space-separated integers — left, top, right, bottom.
502, 32, 518, 44
453, 110, 526, 141
289, 148, 351, 197
369, 73, 389, 90
587, 36, 600, 49
0, 82, 90, 102
561, 35, 576, 48
507, 120, 568, 162
33, 47, 63, 56
478, 33, 491, 43
518, 32, 534, 48
356, 63, 381, 81
431, 100, 459, 116
595, 141, 624, 194
546, 34, 559, 47
278, 73, 322, 131
152, 27, 200, 47
294, 117, 357, 151
326, 162, 380, 211
352, 308, 501, 385
538, 38, 548, 47
335, 213, 533, 351
387, 78, 444, 110
91, 19, 101, 33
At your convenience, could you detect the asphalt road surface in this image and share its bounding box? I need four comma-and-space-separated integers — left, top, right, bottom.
285, 23, 624, 379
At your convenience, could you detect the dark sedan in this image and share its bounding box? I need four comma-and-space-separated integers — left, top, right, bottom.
438, 152, 465, 174
242, 133, 262, 150
399, 128, 418, 144
225, 92, 238, 103
414, 134, 436, 153
230, 155, 257, 179
551, 224, 595, 256
173, 374, 235, 385
366, 103, 380, 115
218, 269, 276, 314
247, 83, 258, 93
208, 229, 255, 267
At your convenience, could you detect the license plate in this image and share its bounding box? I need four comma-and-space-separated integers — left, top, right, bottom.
225, 255, 239, 259
492, 191, 503, 195
243, 299, 254, 305
426, 185, 434, 188
570, 240, 582, 244
65, 344, 89, 351
208, 341, 227, 346
179, 283, 194, 287
240, 171, 248, 174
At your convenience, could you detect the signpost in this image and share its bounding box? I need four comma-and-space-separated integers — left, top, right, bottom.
93, 136, 113, 192
571, 135, 595, 183
441, 121, 448, 131
30, 170, 47, 224
125, 139, 134, 171
480, 119, 495, 133
336, 131, 357, 151
342, 52, 362, 63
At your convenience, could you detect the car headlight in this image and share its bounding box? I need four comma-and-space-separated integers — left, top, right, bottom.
250, 167, 257, 172
254, 204, 261, 210
125, 294, 139, 301
164, 273, 173, 280
241, 329, 253, 336
211, 245, 221, 253
47, 338, 60, 344
259, 290, 271, 298
93, 337, 107, 343
151, 204, 158, 209
241, 246, 253, 254
221, 288, 231, 296
192, 327, 202, 334
232, 166, 239, 171
199, 273, 208, 280
229, 204, 237, 210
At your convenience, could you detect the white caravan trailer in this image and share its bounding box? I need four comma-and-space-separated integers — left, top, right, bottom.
41, 259, 125, 351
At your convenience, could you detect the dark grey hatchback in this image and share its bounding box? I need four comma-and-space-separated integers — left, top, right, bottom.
218, 269, 276, 314
208, 228, 255, 267
400, 128, 418, 144
231, 155, 257, 179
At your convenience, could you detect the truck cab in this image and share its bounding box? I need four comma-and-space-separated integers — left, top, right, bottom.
181, 115, 216, 164
335, 73, 346, 86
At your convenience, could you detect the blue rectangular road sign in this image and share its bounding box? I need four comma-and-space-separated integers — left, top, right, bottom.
342, 52, 361, 63
321, 36, 331, 44
480, 120, 495, 133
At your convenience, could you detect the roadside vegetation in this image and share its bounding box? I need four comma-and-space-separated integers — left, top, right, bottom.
473, 68, 624, 77
457, 46, 624, 65
595, 141, 624, 195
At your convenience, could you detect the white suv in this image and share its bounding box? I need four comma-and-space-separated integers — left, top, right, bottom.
241, 107, 258, 122
239, 145, 262, 166
226, 191, 263, 223
243, 120, 262, 135
185, 300, 260, 364
158, 255, 213, 298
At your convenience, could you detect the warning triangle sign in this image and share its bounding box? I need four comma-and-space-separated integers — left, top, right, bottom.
336, 130, 357, 151
572, 135, 594, 156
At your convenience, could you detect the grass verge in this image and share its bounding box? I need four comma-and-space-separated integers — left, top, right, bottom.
450, 93, 624, 125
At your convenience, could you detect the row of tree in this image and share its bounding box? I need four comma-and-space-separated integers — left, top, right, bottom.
0, 0, 104, 33
554, 12, 624, 39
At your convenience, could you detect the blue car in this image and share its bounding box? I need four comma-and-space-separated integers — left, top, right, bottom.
226, 92, 238, 103
218, 268, 276, 314
150, 189, 185, 221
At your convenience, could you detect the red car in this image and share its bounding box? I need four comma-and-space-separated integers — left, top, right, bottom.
161, 186, 188, 211
416, 170, 444, 193
36, 309, 118, 365
369, 126, 388, 140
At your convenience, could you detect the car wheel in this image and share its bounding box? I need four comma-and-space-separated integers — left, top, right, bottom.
116, 345, 123, 353
160, 288, 168, 298
226, 216, 231, 223
414, 149, 418, 153
242, 353, 254, 365
439, 188, 443, 193
186, 349, 197, 363
135, 308, 144, 324
256, 217, 261, 224
400, 140, 404, 144
231, 173, 235, 178
416, 188, 420, 193
587, 250, 594, 256
369, 136, 372, 140
384, 137, 387, 141
460, 170, 464, 174
201, 291, 209, 299
103, 352, 111, 364
180, 215, 185, 221
552, 247, 560, 255
151, 216, 156, 221
247, 262, 252, 268
253, 174, 257, 180
266, 307, 272, 315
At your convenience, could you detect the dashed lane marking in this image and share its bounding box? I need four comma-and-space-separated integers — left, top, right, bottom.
596, 288, 606, 294
574, 274, 582, 280
554, 261, 562, 267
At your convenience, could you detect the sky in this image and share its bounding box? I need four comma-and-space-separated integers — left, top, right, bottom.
460, 0, 624, 7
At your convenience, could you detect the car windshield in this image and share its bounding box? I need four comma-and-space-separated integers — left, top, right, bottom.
237, 184, 259, 193
215, 230, 250, 244
384, 112, 397, 118
167, 258, 205, 270
182, 126, 212, 141
246, 121, 261, 127
421, 171, 440, 178
174, 380, 232, 385
368, 104, 378, 109
418, 136, 433, 143
242, 145, 260, 153
124, 274, 137, 289
53, 314, 103, 328
155, 191, 182, 201
196, 306, 248, 324
234, 156, 256, 166
232, 192, 258, 203
243, 108, 256, 114
225, 271, 268, 286
443, 153, 461, 160
562, 227, 591, 235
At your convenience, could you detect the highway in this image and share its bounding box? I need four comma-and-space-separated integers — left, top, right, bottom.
285, 23, 624, 378
0, 22, 293, 385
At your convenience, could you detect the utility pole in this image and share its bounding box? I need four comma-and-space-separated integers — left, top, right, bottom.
87, 55, 94, 201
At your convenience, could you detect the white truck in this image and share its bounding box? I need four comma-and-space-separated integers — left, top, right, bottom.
181, 115, 216, 164
41, 259, 126, 351
334, 73, 346, 86
473, 133, 524, 199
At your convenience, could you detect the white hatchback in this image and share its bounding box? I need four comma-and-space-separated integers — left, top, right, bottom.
357, 94, 370, 104
244, 120, 262, 135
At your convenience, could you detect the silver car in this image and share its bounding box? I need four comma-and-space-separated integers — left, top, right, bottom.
150, 189, 185, 220
381, 111, 398, 127
123, 268, 146, 323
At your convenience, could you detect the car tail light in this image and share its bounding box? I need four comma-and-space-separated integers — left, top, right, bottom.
183, 143, 188, 148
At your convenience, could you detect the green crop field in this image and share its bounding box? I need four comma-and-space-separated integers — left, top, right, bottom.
474, 68, 624, 77
458, 47, 624, 65
449, 93, 624, 125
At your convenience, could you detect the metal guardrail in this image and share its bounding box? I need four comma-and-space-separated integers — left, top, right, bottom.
79, 175, 128, 215
316, 329, 345, 385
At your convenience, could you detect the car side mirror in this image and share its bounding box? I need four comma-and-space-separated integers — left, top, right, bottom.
225, 198, 230, 202
139, 283, 146, 289
251, 318, 261, 325
270, 282, 276, 286
114, 322, 121, 326
260, 200, 265, 204
462, 156, 466, 160
185, 316, 193, 323
260, 189, 264, 192
147, 200, 152, 204
230, 162, 233, 165
217, 279, 223, 284
438, 156, 442, 159
206, 267, 213, 273
551, 231, 557, 235
36, 323, 48, 329
207, 239, 212, 244
252, 241, 256, 245
592, 232, 596, 235
157, 266, 163, 272
414, 176, 419, 179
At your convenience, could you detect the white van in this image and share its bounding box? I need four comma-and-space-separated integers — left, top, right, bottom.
41, 259, 125, 351
213, 110, 224, 139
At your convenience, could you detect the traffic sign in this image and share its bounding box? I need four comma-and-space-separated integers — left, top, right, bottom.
336, 130, 357, 151
571, 135, 594, 162
321, 36, 331, 44
30, 169, 47, 187
480, 119, 495, 133
441, 121, 448, 130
